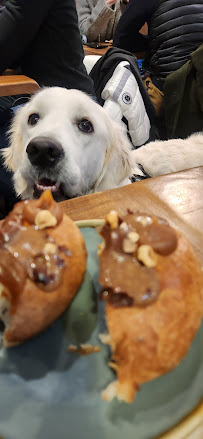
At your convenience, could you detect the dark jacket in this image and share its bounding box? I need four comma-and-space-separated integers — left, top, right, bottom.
149, 0, 203, 81
113, 0, 157, 53
113, 0, 203, 83
0, 0, 94, 94
164, 43, 203, 139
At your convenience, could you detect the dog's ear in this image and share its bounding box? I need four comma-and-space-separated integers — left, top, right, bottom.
13, 168, 28, 196
2, 107, 24, 173
1, 106, 29, 197
95, 118, 134, 191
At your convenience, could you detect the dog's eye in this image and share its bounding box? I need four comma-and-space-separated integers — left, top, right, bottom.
28, 113, 40, 126
77, 119, 94, 133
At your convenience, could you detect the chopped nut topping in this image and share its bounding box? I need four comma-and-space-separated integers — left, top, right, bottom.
127, 231, 140, 243
108, 361, 118, 371
101, 380, 118, 401
43, 243, 57, 254
35, 210, 57, 229
98, 333, 111, 344
119, 221, 128, 231
67, 344, 77, 352
97, 240, 105, 256
67, 344, 101, 355
105, 210, 119, 230
137, 244, 158, 267
122, 237, 137, 253
136, 215, 153, 226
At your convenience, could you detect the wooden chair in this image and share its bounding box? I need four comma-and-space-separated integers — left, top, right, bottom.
0, 73, 40, 97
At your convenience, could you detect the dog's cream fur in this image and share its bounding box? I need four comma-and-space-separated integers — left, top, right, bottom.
3, 87, 133, 200
132, 133, 203, 178
2, 87, 203, 200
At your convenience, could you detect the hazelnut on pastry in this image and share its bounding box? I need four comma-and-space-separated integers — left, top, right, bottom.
98, 211, 203, 403
0, 190, 87, 347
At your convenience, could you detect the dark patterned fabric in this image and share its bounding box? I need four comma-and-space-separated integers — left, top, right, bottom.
113, 0, 203, 83
0, 0, 94, 94
149, 0, 203, 81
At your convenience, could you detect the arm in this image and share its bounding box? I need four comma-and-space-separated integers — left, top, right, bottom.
113, 0, 157, 52
0, 0, 53, 74
77, 0, 117, 42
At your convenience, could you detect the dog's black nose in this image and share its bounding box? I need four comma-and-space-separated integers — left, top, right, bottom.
26, 136, 64, 167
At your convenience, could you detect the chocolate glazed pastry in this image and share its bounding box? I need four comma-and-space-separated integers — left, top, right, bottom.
0, 190, 87, 347
98, 210, 203, 403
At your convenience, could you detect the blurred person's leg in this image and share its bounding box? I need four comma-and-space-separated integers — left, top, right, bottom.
0, 96, 17, 112
0, 119, 19, 218
18, 0, 95, 96
0, 98, 27, 218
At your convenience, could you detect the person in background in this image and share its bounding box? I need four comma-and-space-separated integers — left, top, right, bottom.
76, 0, 128, 43
0, 0, 95, 113
113, 0, 203, 116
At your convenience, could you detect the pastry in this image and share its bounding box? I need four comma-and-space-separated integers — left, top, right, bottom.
0, 190, 87, 347
98, 210, 203, 402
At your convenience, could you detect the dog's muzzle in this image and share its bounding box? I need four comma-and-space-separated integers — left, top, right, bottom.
26, 136, 64, 167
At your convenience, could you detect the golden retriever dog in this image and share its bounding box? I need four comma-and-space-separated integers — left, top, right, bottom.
2, 87, 203, 200
2, 87, 133, 201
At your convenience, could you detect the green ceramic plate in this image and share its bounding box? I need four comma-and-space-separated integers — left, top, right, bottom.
0, 228, 202, 439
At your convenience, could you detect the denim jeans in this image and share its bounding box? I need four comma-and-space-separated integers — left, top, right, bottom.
0, 95, 16, 113
0, 95, 29, 115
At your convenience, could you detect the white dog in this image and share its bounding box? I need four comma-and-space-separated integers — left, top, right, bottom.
2, 87, 203, 200
3, 87, 133, 201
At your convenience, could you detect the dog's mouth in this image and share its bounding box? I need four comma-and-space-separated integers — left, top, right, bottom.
33, 178, 66, 201
35, 178, 60, 193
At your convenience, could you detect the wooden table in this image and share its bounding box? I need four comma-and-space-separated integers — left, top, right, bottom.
60, 167, 203, 264
83, 43, 146, 59
0, 73, 39, 96
83, 42, 112, 56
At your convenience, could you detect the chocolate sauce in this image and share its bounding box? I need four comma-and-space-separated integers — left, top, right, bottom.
0, 191, 67, 313
99, 212, 177, 308
123, 213, 177, 256
23, 189, 63, 225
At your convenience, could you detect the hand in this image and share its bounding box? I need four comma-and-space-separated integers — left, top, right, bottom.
106, 0, 117, 7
